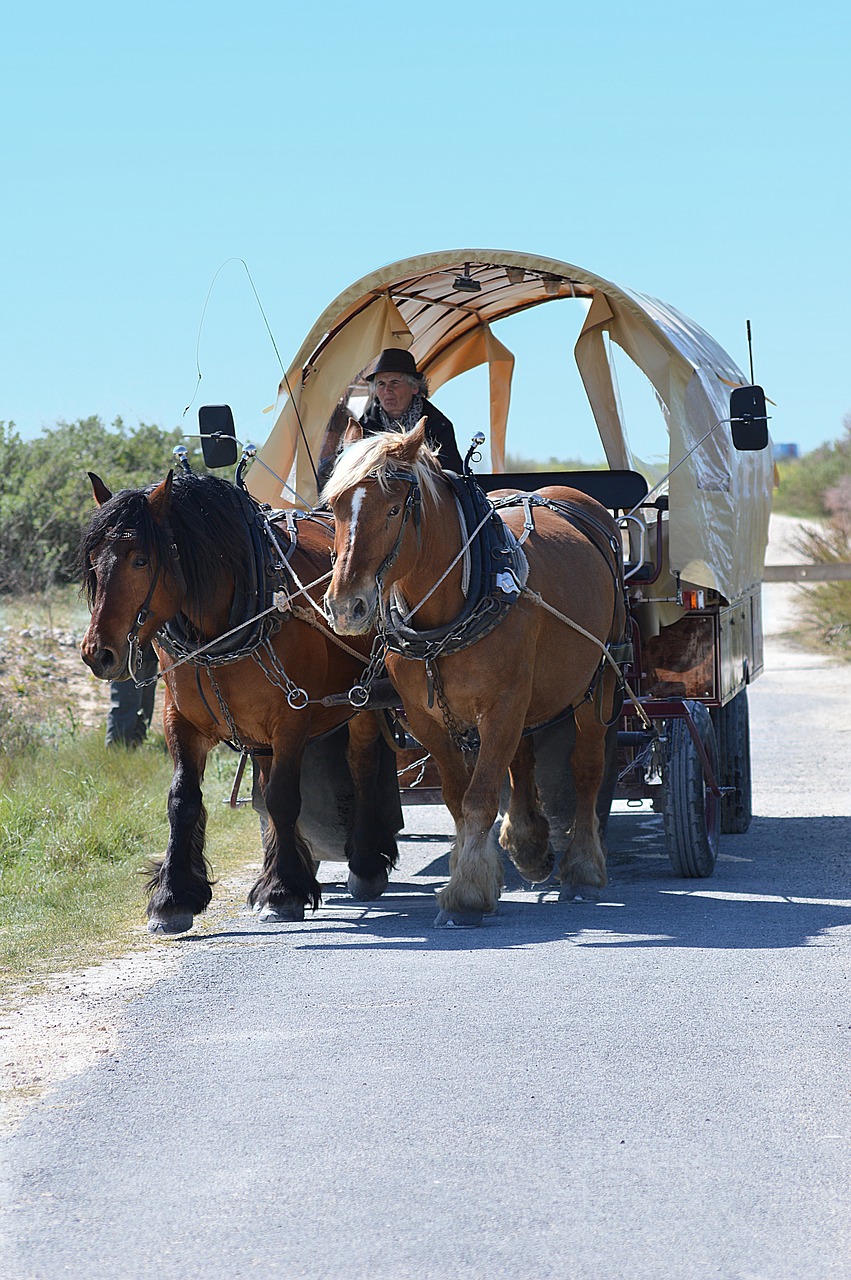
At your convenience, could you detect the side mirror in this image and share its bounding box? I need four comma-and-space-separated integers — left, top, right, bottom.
199, 405, 239, 468
729, 386, 769, 451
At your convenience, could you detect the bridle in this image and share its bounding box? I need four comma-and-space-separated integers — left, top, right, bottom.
105, 525, 185, 677
371, 468, 422, 591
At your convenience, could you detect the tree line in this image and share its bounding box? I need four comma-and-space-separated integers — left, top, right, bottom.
0, 417, 189, 594
0, 413, 849, 597
772, 415, 851, 524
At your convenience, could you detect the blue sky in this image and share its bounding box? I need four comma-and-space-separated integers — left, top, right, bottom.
2, 0, 849, 465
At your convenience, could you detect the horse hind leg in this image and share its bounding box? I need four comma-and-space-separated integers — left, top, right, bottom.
344, 712, 402, 901
249, 820, 318, 922
556, 699, 610, 901
499, 735, 553, 884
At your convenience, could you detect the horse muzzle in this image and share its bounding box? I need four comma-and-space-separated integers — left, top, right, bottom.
80, 632, 130, 681
323, 586, 378, 636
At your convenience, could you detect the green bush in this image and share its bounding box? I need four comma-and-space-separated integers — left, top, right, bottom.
793, 521, 851, 658
773, 417, 851, 519
0, 417, 185, 594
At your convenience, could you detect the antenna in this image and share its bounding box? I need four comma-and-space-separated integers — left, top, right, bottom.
746, 319, 755, 384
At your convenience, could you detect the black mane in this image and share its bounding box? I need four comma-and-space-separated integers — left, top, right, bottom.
79, 472, 255, 616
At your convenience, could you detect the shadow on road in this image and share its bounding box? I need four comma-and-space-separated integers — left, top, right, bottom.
181, 813, 851, 955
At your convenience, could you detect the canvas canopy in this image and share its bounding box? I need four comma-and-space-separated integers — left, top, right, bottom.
248, 250, 774, 603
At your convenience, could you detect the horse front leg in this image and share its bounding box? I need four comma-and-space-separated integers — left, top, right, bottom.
147, 711, 215, 935
499, 734, 553, 884
556, 696, 610, 900
344, 712, 402, 901
434, 709, 526, 927
247, 737, 321, 923
395, 699, 472, 892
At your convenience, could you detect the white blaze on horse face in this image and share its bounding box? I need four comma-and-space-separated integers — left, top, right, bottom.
345, 486, 367, 564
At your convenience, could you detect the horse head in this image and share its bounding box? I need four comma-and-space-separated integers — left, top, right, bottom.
80, 471, 186, 681
322, 420, 442, 636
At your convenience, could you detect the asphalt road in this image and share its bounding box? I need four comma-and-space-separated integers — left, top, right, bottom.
1, 637, 850, 1280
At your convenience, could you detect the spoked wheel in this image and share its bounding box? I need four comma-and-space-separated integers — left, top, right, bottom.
712, 689, 752, 834
663, 701, 720, 877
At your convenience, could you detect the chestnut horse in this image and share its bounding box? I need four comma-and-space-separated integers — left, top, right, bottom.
80, 470, 400, 933
323, 422, 626, 925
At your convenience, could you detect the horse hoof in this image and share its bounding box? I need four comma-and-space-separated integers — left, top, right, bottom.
147, 911, 194, 935
258, 901, 305, 923
347, 870, 389, 901
515, 865, 554, 887
558, 885, 602, 903
433, 908, 485, 928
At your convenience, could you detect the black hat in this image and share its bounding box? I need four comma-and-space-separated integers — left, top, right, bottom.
366, 348, 420, 381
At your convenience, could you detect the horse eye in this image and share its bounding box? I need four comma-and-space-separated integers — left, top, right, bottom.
388, 505, 401, 518
132, 555, 149, 568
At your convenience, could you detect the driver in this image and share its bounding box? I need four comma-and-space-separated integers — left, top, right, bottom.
360, 348, 464, 473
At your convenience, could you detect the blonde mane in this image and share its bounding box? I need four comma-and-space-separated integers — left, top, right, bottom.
323, 429, 444, 506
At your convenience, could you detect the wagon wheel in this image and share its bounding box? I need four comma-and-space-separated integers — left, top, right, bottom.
711, 689, 752, 834
663, 701, 720, 877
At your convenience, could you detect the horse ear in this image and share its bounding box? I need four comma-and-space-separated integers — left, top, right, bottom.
343, 418, 364, 447
88, 473, 112, 507
147, 470, 174, 521
398, 417, 428, 463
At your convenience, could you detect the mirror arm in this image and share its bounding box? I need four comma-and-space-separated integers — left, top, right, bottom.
235, 444, 314, 510
625, 418, 732, 519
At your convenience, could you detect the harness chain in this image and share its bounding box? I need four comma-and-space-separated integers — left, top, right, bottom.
143, 498, 375, 745
426, 657, 480, 754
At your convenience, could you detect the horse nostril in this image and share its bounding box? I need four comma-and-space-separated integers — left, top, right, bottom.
82, 645, 119, 679
352, 598, 366, 621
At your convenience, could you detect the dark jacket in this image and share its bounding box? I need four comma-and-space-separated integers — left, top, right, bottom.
359, 397, 465, 474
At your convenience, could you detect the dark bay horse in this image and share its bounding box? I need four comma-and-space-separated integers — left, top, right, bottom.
80, 470, 400, 933
323, 421, 626, 925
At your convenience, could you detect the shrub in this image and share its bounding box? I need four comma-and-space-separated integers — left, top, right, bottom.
0, 417, 185, 594
773, 417, 851, 519
793, 520, 851, 658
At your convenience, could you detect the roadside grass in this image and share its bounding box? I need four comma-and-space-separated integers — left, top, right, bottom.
0, 583, 86, 632
0, 729, 260, 997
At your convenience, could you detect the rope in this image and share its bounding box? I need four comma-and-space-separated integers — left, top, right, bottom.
136, 567, 335, 688
521, 588, 652, 729
289, 603, 374, 663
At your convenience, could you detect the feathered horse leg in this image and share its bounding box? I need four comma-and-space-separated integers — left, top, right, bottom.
146, 704, 215, 934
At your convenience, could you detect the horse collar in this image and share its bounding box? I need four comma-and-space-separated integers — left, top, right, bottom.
381, 472, 530, 663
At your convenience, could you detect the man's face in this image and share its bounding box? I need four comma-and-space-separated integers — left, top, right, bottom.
373, 373, 415, 417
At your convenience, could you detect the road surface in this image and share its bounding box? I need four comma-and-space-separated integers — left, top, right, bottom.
1, 629, 849, 1279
